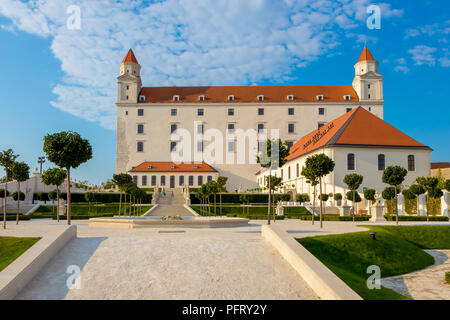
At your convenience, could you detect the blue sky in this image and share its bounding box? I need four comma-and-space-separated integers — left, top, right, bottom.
0, 0, 448, 184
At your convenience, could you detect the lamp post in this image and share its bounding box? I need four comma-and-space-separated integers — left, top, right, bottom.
38, 156, 46, 174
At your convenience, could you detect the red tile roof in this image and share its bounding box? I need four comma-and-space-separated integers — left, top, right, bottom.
129, 161, 217, 172
431, 162, 450, 169
122, 49, 138, 64
138, 86, 358, 103
358, 47, 375, 62
286, 106, 431, 162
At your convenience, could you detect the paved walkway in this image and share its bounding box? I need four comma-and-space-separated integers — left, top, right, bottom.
14, 220, 318, 300
146, 204, 195, 216
382, 250, 450, 300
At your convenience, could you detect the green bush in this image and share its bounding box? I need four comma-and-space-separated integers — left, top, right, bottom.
446, 272, 450, 285
298, 215, 369, 221
384, 215, 448, 222
333, 193, 342, 201
33, 192, 151, 204
189, 193, 291, 204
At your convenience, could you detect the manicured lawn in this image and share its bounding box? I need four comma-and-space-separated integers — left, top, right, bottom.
30, 204, 153, 219
0, 237, 41, 272
297, 225, 450, 300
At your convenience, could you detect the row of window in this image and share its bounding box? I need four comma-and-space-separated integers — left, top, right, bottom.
258, 154, 417, 185
140, 94, 353, 102
134, 174, 213, 187
131, 106, 366, 117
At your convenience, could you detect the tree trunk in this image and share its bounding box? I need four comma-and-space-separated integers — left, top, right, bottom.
56, 187, 60, 223
312, 185, 316, 225
352, 190, 356, 222
395, 186, 398, 225
214, 194, 216, 216
16, 182, 21, 224
67, 168, 71, 225
220, 193, 222, 216
3, 170, 8, 229
426, 191, 430, 222
118, 192, 122, 216
123, 194, 127, 216
319, 178, 323, 229
129, 195, 132, 217
267, 172, 271, 225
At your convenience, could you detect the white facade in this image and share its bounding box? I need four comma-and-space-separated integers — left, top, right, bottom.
116, 48, 384, 191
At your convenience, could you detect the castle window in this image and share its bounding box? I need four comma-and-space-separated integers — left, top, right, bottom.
318, 107, 325, 115
228, 108, 234, 116
368, 94, 371, 99
170, 141, 177, 152
137, 142, 144, 152
227, 123, 235, 133
316, 94, 324, 101
142, 176, 147, 186
170, 123, 177, 134
318, 122, 326, 129
197, 141, 203, 152
198, 95, 205, 102
139, 96, 146, 102
197, 123, 204, 134
171, 109, 177, 116
346, 108, 352, 113
151, 176, 157, 186
173, 95, 180, 102
126, 95, 129, 100
288, 123, 295, 134
188, 176, 194, 186
228, 95, 234, 102
257, 123, 264, 133
137, 124, 144, 134
344, 95, 351, 101
137, 109, 144, 116
207, 176, 212, 183
347, 153, 355, 170
257, 95, 264, 102
288, 108, 294, 115
288, 166, 291, 179
133, 176, 138, 184
125, 111, 128, 115
179, 175, 184, 186
378, 154, 385, 171
287, 141, 294, 149
258, 108, 264, 115
160, 176, 166, 186
368, 83, 371, 89
408, 155, 415, 171
228, 141, 235, 152
296, 163, 299, 177
197, 108, 204, 116
198, 176, 203, 186
287, 94, 294, 101
126, 85, 129, 90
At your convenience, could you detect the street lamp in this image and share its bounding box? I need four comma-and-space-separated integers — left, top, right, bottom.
38, 156, 46, 174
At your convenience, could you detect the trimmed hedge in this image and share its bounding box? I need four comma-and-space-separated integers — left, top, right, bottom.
4, 214, 31, 221
33, 192, 152, 204
190, 193, 291, 204
297, 215, 370, 221
384, 215, 449, 222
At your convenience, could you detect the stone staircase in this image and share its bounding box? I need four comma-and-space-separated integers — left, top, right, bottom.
148, 188, 195, 216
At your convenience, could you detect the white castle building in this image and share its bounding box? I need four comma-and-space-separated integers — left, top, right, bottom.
116, 47, 387, 191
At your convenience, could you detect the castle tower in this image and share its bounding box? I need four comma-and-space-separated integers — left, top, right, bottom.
117, 49, 142, 103
352, 47, 383, 102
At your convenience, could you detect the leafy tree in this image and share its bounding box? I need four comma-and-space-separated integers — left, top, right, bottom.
444, 179, 450, 191
333, 193, 342, 201
206, 180, 219, 216
303, 154, 335, 228
416, 177, 439, 222
256, 139, 289, 224
382, 187, 396, 201
401, 188, 416, 200
84, 192, 96, 214
296, 193, 310, 203
216, 176, 228, 216
263, 175, 283, 222
382, 166, 408, 224
42, 168, 67, 223
0, 149, 19, 229
409, 184, 425, 216
195, 187, 205, 216
343, 173, 363, 221
10, 161, 30, 224
43, 131, 92, 225
239, 193, 250, 217
302, 165, 319, 225
363, 188, 376, 217
11, 192, 25, 201
429, 187, 443, 199
346, 191, 362, 203
112, 173, 133, 216
318, 194, 329, 212
48, 190, 57, 216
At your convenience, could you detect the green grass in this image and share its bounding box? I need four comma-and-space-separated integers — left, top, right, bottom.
31, 204, 153, 219
297, 225, 450, 300
191, 205, 310, 217
0, 237, 41, 271
446, 272, 450, 285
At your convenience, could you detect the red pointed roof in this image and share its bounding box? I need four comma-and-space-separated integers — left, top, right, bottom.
357, 47, 375, 62
122, 49, 138, 64
286, 107, 430, 162
129, 161, 217, 172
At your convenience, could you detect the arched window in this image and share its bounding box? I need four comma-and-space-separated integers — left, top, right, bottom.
347, 153, 355, 170
296, 163, 299, 177
408, 155, 415, 171
378, 154, 385, 171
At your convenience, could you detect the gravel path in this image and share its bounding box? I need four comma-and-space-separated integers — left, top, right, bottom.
15, 222, 318, 300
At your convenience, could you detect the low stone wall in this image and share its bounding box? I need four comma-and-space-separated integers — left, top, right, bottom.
0, 225, 77, 300
261, 224, 362, 300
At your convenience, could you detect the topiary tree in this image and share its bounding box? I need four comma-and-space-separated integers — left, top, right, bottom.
11, 192, 25, 201
296, 193, 310, 203
382, 166, 408, 224
84, 192, 96, 214
416, 177, 439, 222
346, 191, 362, 206
318, 194, 329, 213
364, 188, 376, 216
112, 173, 133, 216
264, 175, 283, 222
42, 168, 67, 223
43, 131, 92, 225
409, 184, 425, 216
0, 149, 19, 229
10, 161, 30, 225
48, 190, 57, 216
239, 193, 250, 217
303, 154, 335, 228
333, 193, 342, 201
256, 139, 289, 225
444, 179, 450, 191
343, 173, 363, 221
301, 165, 319, 225
216, 176, 228, 216
206, 180, 219, 216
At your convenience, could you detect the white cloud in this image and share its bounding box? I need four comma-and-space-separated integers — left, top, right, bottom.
0, 0, 403, 129
394, 65, 410, 74
408, 45, 437, 66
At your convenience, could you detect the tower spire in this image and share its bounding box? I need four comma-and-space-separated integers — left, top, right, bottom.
122, 49, 139, 64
